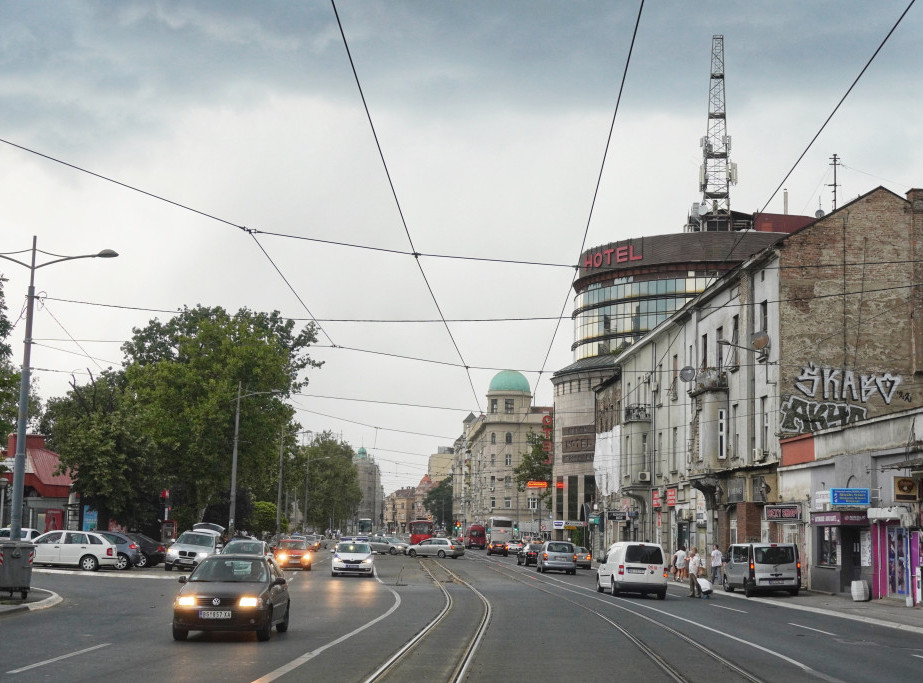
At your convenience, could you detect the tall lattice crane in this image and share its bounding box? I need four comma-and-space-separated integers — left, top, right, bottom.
686, 35, 739, 232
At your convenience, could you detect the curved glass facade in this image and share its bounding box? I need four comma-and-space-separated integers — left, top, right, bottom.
572, 275, 715, 359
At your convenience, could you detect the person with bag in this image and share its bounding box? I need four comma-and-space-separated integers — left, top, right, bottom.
687, 547, 703, 597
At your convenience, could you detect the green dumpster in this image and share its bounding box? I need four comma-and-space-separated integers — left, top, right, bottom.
0, 542, 35, 600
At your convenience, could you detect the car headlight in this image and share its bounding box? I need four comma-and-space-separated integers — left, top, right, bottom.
176, 595, 196, 607
238, 596, 260, 608
277, 552, 289, 562
362, 557, 373, 564
196, 551, 209, 559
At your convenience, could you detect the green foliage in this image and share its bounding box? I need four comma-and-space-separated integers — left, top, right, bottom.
250, 501, 283, 536
301, 431, 361, 531
513, 432, 553, 504
423, 476, 453, 527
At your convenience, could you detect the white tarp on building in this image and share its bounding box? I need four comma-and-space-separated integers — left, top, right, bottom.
594, 425, 621, 496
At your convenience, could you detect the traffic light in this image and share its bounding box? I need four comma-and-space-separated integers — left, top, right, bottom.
514, 522, 519, 533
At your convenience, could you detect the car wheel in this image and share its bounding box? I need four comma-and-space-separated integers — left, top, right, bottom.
610, 578, 619, 596
115, 553, 131, 571
389, 547, 397, 555
744, 581, 754, 598
722, 574, 733, 592
437, 550, 446, 558
256, 620, 272, 642
305, 565, 311, 571
657, 590, 666, 600
164, 563, 173, 572
517, 557, 523, 565
331, 570, 338, 577
537, 564, 543, 573
409, 550, 417, 557
135, 553, 149, 569
596, 576, 604, 593
172, 626, 188, 641
276, 602, 290, 633
80, 554, 99, 572
789, 588, 800, 597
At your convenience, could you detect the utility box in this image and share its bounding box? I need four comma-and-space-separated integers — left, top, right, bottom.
0, 542, 35, 600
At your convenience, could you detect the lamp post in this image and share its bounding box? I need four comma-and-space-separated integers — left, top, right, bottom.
228, 383, 281, 536
0, 477, 8, 528
0, 236, 117, 542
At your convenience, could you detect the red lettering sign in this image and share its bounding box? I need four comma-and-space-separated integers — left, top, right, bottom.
582, 244, 643, 269
666, 488, 677, 506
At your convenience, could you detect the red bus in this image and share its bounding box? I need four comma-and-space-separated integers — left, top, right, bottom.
408, 519, 434, 546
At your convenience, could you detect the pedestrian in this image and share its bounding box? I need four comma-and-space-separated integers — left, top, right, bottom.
687, 547, 703, 597
710, 544, 723, 584
674, 545, 687, 582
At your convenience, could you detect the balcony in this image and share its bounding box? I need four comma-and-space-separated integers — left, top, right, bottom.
624, 404, 652, 422
689, 367, 727, 395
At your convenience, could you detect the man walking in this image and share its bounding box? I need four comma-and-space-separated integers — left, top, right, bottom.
687, 547, 702, 597
710, 544, 723, 584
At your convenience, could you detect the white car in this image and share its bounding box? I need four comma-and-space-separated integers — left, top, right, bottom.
0, 527, 43, 542
330, 541, 375, 577
32, 530, 119, 571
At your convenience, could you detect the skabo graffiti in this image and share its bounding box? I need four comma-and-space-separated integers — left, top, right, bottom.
793, 363, 901, 405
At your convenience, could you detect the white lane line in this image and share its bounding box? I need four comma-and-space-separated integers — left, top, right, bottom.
6, 644, 111, 674
251, 573, 401, 682
712, 604, 748, 613
911, 654, 923, 660
790, 622, 838, 636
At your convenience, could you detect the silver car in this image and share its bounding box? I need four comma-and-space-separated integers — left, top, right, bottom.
537, 541, 577, 574
164, 530, 223, 571
98, 531, 145, 570
407, 537, 464, 559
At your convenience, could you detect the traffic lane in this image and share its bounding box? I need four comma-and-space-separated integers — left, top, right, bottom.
604, 581, 923, 682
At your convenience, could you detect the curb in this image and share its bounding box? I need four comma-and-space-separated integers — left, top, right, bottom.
0, 589, 62, 618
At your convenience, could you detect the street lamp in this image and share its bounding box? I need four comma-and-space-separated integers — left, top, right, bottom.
228, 383, 281, 536
0, 236, 117, 541
717, 337, 769, 361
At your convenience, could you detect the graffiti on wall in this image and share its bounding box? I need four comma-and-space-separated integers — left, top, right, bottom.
780, 363, 903, 433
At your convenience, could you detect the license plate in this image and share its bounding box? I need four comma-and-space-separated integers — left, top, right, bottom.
767, 579, 786, 585
627, 567, 645, 574
199, 610, 231, 619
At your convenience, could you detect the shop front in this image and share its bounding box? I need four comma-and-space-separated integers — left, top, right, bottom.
809, 510, 870, 594
866, 505, 919, 602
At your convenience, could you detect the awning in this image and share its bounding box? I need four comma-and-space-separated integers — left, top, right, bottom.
866, 506, 915, 526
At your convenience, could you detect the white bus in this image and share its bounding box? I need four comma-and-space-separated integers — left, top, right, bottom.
487, 516, 514, 544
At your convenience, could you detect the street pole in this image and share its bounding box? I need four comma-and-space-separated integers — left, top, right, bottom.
1, 236, 117, 542
229, 382, 242, 535
275, 425, 284, 536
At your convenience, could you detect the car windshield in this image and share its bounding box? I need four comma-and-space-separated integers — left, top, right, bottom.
224, 541, 264, 554
279, 540, 308, 550
625, 545, 665, 564
577, 547, 588, 554
191, 558, 267, 582
176, 532, 217, 547
337, 543, 370, 554
547, 543, 573, 553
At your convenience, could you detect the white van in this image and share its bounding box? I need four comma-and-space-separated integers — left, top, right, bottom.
722, 542, 801, 597
595, 541, 668, 600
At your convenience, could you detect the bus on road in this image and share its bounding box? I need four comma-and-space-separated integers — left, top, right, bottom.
487, 516, 514, 544
357, 518, 373, 534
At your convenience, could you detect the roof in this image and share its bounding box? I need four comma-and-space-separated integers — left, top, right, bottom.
488, 370, 530, 393
1, 434, 72, 498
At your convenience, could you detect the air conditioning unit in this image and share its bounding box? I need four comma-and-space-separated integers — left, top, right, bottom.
752, 448, 765, 462
651, 381, 660, 393
489, 487, 494, 491
638, 471, 651, 482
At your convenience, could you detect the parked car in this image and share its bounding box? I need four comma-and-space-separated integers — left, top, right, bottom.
172, 554, 290, 642
164, 529, 223, 572
407, 537, 464, 559
125, 532, 165, 568
32, 530, 119, 571
596, 541, 668, 599
575, 546, 592, 569
537, 541, 577, 575
0, 527, 42, 542
517, 542, 543, 566
97, 531, 144, 570
331, 541, 375, 577
273, 538, 313, 571
723, 542, 801, 597
486, 540, 508, 556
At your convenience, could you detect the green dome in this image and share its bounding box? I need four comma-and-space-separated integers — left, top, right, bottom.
488, 370, 530, 393
357, 447, 368, 459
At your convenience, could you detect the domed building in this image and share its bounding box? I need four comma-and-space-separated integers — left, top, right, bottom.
452, 371, 553, 536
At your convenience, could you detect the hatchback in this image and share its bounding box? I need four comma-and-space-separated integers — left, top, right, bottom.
575, 546, 592, 569
172, 554, 290, 642
486, 540, 508, 556
0, 527, 42, 542
32, 530, 119, 571
273, 538, 313, 570
537, 541, 577, 574
97, 531, 144, 570
331, 541, 375, 576
517, 542, 543, 566
125, 532, 165, 568
407, 537, 465, 559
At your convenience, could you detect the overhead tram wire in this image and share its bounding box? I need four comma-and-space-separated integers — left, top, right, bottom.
535, 0, 646, 384
331, 0, 481, 412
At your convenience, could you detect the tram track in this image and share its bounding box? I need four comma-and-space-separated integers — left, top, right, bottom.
362, 559, 491, 683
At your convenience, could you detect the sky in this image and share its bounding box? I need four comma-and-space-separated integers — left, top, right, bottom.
1, 1, 920, 495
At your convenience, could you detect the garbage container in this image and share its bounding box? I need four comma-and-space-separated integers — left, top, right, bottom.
0, 542, 36, 600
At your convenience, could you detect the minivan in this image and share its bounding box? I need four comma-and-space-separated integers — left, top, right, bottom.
465, 524, 486, 549
722, 542, 801, 597
596, 541, 668, 599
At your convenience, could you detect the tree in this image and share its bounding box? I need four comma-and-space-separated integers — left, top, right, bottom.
513, 432, 553, 506
249, 501, 285, 537
423, 476, 453, 527
301, 431, 361, 532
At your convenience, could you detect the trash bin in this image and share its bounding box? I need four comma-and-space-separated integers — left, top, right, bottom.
850, 579, 870, 602
0, 542, 36, 600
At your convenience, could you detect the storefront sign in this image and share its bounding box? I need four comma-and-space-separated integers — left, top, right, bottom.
894, 477, 919, 502
765, 504, 802, 521
810, 511, 869, 526
830, 488, 870, 506
652, 488, 661, 507
541, 414, 554, 463
582, 243, 643, 269
666, 488, 677, 506
607, 510, 628, 521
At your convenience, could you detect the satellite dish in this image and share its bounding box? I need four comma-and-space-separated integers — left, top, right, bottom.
679, 366, 696, 382
750, 331, 770, 351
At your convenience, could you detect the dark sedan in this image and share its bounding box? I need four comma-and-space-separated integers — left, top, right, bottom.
486, 540, 508, 556
517, 542, 543, 566
172, 554, 290, 642
126, 532, 165, 568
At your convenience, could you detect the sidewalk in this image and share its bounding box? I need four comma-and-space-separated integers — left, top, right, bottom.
0, 587, 60, 617
765, 589, 923, 633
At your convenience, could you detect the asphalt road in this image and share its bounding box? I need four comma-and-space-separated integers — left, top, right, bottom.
3, 550, 922, 682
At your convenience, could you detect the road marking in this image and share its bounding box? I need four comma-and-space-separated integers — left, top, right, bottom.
6, 644, 110, 674
712, 604, 747, 613
790, 622, 838, 636
912, 654, 923, 660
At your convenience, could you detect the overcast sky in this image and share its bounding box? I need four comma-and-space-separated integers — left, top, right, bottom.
1, 1, 920, 494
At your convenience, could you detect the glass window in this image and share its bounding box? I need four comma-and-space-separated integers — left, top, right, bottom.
490, 432, 496, 444
505, 399, 514, 414
504, 497, 512, 509
505, 432, 513, 444
818, 526, 839, 565
505, 454, 512, 466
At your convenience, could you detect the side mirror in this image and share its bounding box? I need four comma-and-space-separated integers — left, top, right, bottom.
273, 577, 287, 586
178, 576, 187, 584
